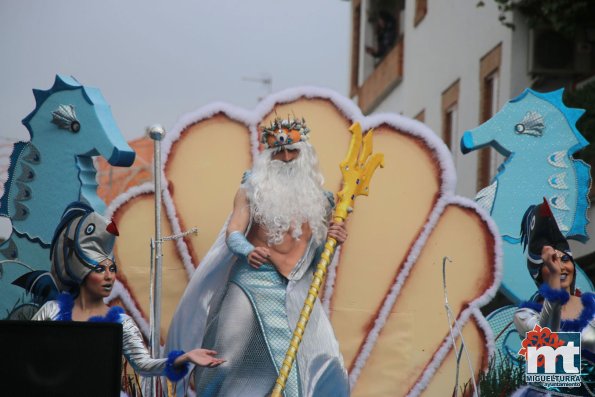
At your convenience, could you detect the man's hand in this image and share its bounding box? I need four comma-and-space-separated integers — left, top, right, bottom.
247, 246, 271, 269
365, 46, 376, 56
327, 221, 347, 245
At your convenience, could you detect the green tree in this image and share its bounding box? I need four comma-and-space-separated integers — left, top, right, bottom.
478, 0, 595, 37
564, 81, 595, 166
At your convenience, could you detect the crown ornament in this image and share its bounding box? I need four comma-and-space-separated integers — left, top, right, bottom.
260, 117, 310, 149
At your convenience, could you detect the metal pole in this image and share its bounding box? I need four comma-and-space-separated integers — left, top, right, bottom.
148, 124, 165, 397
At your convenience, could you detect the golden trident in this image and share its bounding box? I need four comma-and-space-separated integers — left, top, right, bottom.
271, 122, 384, 396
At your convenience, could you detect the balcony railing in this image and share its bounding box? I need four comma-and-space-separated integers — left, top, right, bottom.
357, 36, 404, 114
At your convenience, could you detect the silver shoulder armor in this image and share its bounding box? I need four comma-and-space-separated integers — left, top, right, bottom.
31, 300, 61, 321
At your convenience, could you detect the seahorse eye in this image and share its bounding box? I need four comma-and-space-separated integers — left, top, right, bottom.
71, 121, 81, 133
515, 124, 525, 133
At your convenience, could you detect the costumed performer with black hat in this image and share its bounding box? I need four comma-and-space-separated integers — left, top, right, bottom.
167, 117, 350, 397
512, 198, 595, 396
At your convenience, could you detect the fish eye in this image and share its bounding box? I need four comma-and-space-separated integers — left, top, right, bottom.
85, 224, 96, 235
515, 124, 525, 133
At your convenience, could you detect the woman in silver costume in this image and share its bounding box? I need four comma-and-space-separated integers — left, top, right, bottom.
32, 202, 224, 384
512, 200, 595, 396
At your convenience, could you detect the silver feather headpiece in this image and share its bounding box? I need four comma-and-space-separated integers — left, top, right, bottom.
514, 111, 545, 137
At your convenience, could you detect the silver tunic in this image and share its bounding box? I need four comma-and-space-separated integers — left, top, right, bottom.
513, 293, 595, 396
513, 297, 595, 354
32, 300, 169, 376
193, 241, 349, 397
167, 193, 349, 396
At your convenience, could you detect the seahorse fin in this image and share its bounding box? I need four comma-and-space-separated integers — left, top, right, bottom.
0, 141, 28, 217
567, 159, 591, 242
0, 237, 18, 259
475, 180, 498, 214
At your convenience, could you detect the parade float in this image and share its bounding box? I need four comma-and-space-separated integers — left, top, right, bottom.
2, 76, 591, 396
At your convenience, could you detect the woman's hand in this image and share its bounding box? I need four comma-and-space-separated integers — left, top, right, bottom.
541, 245, 562, 289
247, 246, 271, 269
327, 221, 347, 245
542, 246, 562, 275
175, 349, 225, 368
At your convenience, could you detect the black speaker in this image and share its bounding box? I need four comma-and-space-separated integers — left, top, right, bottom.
0, 320, 123, 397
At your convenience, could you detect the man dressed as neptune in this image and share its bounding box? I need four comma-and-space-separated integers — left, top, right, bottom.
167, 117, 350, 397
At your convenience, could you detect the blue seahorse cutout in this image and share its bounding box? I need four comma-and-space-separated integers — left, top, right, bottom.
460, 88, 592, 303
0, 75, 135, 317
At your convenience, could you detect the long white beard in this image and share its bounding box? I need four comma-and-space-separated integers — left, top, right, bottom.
245, 143, 329, 246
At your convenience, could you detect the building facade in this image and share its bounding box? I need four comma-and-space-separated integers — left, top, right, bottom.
350, 0, 595, 258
